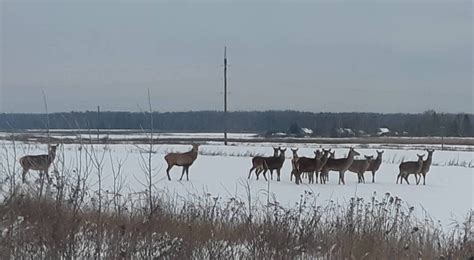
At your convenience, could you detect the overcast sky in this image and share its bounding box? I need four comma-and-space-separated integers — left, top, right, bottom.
1, 0, 472, 113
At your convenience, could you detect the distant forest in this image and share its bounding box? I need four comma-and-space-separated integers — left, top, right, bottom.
0, 110, 473, 137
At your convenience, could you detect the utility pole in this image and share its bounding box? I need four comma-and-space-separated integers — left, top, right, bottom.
440, 126, 445, 151
97, 105, 100, 141
223, 46, 228, 145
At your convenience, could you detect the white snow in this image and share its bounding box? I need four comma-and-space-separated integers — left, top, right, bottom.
0, 140, 472, 229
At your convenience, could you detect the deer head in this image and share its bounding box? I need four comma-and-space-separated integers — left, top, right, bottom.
417, 154, 425, 161
349, 147, 360, 157
291, 148, 299, 156
365, 155, 374, 162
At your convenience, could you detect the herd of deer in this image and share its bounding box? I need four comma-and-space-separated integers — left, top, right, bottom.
249, 147, 434, 185
17, 143, 434, 186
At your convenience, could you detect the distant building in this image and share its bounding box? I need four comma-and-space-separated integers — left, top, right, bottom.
301, 128, 314, 136
335, 128, 355, 137
377, 128, 391, 136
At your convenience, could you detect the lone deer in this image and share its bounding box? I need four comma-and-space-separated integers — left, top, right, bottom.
164, 144, 199, 181
320, 147, 360, 185
348, 155, 374, 183
417, 149, 434, 185
261, 147, 286, 181
20, 144, 58, 184
366, 150, 384, 183
396, 154, 424, 184
248, 147, 279, 181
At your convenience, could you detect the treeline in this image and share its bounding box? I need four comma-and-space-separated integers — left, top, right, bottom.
0, 110, 472, 137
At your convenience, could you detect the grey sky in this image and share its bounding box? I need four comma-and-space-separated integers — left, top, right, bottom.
1, 0, 472, 113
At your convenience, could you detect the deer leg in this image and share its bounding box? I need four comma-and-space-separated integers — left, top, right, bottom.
423, 174, 426, 185
270, 169, 274, 180
179, 167, 186, 181
22, 169, 28, 183
166, 165, 173, 181
404, 175, 410, 185
248, 167, 255, 179
255, 168, 262, 180
276, 169, 281, 182
339, 171, 345, 185
372, 171, 375, 183
262, 169, 268, 181
186, 166, 190, 181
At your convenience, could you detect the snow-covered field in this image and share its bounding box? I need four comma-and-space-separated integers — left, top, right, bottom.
1, 140, 472, 228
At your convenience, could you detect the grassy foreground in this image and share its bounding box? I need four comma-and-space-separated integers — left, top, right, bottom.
0, 185, 471, 259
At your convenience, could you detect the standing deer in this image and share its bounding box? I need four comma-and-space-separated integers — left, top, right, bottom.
417, 149, 434, 185
321, 150, 336, 183
295, 149, 330, 185
262, 147, 286, 181
348, 155, 374, 183
291, 149, 326, 181
290, 148, 299, 181
164, 144, 199, 181
320, 147, 360, 185
20, 144, 58, 184
396, 154, 424, 184
248, 147, 279, 181
366, 150, 384, 183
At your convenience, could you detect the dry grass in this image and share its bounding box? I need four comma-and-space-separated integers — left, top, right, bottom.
0, 188, 471, 259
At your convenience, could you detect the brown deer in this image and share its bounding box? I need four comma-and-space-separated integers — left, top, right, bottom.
348, 155, 374, 183
366, 150, 384, 183
164, 144, 199, 181
417, 149, 434, 185
290, 148, 299, 181
248, 147, 279, 181
320, 147, 360, 185
20, 144, 58, 184
321, 150, 336, 183
297, 149, 322, 180
396, 154, 424, 184
261, 147, 286, 181
295, 149, 330, 185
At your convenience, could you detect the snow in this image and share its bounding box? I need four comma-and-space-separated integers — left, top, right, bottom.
0, 140, 472, 229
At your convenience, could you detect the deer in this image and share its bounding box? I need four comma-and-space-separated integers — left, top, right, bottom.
321, 150, 336, 183
291, 149, 328, 182
261, 147, 286, 181
248, 147, 279, 181
417, 149, 434, 185
290, 148, 299, 182
20, 144, 58, 184
366, 150, 384, 183
320, 147, 360, 185
295, 149, 330, 185
348, 155, 374, 183
396, 154, 424, 184
164, 144, 200, 181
